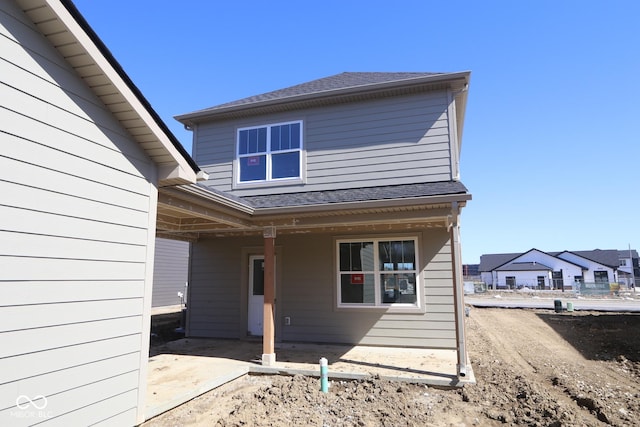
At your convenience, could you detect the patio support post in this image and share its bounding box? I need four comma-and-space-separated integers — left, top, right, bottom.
449, 202, 468, 378
262, 226, 276, 366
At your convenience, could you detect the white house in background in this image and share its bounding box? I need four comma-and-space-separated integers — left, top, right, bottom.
479, 249, 620, 290
0, 1, 204, 425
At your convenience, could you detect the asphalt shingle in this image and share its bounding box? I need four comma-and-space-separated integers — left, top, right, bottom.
186, 72, 444, 115
237, 180, 468, 209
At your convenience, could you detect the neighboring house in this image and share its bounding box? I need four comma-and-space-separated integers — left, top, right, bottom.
0, 1, 203, 425
463, 264, 480, 281
152, 238, 189, 309
479, 249, 623, 290
162, 71, 473, 377
617, 249, 639, 287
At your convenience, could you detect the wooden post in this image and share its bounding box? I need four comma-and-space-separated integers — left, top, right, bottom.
262, 227, 276, 366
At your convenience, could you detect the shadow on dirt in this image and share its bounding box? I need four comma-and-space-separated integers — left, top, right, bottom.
536, 312, 640, 362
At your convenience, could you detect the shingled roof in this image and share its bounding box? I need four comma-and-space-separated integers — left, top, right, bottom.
176, 71, 470, 123
241, 181, 468, 209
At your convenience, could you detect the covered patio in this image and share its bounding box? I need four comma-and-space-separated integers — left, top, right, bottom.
156, 183, 471, 371
145, 337, 475, 421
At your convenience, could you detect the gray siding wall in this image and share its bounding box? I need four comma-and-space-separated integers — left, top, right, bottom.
152, 238, 189, 308
194, 91, 453, 196
188, 229, 455, 349
188, 237, 247, 338
1, 4, 155, 425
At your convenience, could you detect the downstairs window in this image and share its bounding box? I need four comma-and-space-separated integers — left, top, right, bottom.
337, 237, 420, 308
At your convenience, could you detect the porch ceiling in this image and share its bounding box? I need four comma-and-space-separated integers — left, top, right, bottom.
156, 185, 466, 241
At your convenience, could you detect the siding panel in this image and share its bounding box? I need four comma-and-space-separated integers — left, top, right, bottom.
0, 300, 142, 332
194, 91, 452, 195
189, 229, 456, 349
0, 3, 156, 426
0, 281, 144, 306
152, 238, 189, 308
0, 205, 149, 245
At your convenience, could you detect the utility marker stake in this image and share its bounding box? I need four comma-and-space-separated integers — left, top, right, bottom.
320, 357, 328, 393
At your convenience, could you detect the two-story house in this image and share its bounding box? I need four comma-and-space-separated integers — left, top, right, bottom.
160, 71, 473, 377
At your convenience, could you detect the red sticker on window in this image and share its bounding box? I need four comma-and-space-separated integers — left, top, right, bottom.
248, 156, 260, 166
351, 274, 364, 285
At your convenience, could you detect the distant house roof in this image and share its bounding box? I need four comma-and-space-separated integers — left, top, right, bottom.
495, 262, 553, 272
618, 250, 639, 259
479, 253, 522, 272
552, 250, 620, 268
176, 71, 470, 125
480, 248, 629, 272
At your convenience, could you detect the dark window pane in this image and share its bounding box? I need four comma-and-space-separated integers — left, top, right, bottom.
272, 152, 300, 179
341, 273, 375, 303
239, 155, 266, 181
258, 127, 267, 152
339, 243, 351, 271
239, 130, 248, 155
339, 242, 374, 272
280, 124, 290, 150
290, 123, 300, 148
253, 258, 264, 295
379, 240, 415, 270
271, 126, 281, 151
381, 273, 416, 304
248, 129, 258, 153
341, 274, 363, 303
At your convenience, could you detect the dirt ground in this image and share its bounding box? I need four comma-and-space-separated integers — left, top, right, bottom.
143, 308, 640, 426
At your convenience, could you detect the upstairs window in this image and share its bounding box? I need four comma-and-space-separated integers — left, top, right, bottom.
237, 121, 302, 184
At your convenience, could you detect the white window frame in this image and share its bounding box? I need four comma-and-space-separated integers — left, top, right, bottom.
335, 236, 423, 312
234, 120, 304, 188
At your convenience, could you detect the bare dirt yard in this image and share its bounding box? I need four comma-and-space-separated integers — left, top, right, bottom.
144, 308, 640, 426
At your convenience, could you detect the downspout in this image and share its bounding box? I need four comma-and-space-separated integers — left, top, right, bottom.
448, 202, 468, 378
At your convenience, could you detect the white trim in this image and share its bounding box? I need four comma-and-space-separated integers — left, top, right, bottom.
447, 89, 460, 181
335, 236, 422, 312
135, 179, 158, 425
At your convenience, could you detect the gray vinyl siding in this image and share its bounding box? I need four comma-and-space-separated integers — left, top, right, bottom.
194, 91, 452, 196
188, 229, 456, 349
187, 237, 248, 338
152, 238, 190, 308
1, 3, 154, 426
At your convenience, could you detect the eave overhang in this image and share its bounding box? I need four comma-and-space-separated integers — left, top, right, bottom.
16, 0, 204, 187
156, 184, 470, 240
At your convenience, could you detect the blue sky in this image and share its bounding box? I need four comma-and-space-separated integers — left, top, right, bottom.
72, 1, 639, 263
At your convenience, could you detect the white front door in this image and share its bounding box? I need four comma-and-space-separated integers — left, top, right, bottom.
247, 256, 265, 336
